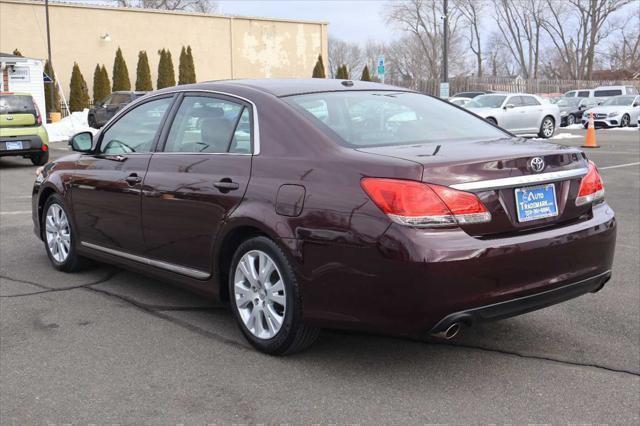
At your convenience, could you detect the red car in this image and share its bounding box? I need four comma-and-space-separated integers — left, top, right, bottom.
32, 79, 616, 354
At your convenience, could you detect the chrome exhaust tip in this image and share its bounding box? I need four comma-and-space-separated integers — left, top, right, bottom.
431, 322, 461, 340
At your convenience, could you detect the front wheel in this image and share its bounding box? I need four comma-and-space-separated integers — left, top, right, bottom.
42, 194, 88, 272
538, 116, 555, 138
620, 114, 630, 127
30, 150, 49, 166
566, 114, 575, 126
229, 236, 320, 355
485, 117, 497, 126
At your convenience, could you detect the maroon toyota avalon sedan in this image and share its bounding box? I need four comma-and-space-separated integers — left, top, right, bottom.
32, 79, 616, 354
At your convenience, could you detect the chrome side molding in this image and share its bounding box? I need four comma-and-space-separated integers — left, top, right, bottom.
80, 241, 211, 280
450, 168, 588, 191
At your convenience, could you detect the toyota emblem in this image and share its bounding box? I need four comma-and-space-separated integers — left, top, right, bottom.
529, 157, 545, 173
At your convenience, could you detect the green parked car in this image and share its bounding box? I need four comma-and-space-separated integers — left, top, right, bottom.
0, 92, 49, 165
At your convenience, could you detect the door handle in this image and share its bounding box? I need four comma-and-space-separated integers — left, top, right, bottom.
125, 173, 142, 185
213, 179, 240, 192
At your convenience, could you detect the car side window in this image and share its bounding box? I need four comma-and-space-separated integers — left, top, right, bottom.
110, 94, 129, 105
100, 97, 173, 155
507, 96, 523, 107
521, 96, 540, 106
163, 96, 249, 154
101, 95, 112, 106
577, 91, 589, 97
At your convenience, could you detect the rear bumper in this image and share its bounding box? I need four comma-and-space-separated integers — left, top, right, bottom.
429, 270, 611, 334
301, 203, 616, 336
0, 134, 45, 156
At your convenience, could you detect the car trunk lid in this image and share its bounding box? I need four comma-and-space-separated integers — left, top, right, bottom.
357, 138, 591, 237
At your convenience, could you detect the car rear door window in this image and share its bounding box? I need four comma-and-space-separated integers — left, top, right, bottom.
577, 91, 590, 97
521, 96, 540, 106
100, 97, 173, 154
163, 96, 249, 154
594, 89, 622, 97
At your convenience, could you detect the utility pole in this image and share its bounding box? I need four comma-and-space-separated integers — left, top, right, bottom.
45, 0, 54, 116
442, 0, 448, 84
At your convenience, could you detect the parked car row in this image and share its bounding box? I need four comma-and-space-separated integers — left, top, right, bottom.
88, 91, 147, 128
580, 95, 640, 128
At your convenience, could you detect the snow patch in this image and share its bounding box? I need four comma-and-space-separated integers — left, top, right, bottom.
551, 132, 582, 139
45, 109, 96, 143
564, 124, 584, 130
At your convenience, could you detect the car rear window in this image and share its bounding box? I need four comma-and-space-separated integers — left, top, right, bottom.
0, 94, 36, 115
594, 89, 622, 97
285, 91, 509, 147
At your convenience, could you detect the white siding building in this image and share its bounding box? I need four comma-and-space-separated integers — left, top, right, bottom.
1, 52, 47, 116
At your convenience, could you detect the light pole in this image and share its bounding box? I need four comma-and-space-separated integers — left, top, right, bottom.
442, 0, 448, 85
45, 0, 54, 116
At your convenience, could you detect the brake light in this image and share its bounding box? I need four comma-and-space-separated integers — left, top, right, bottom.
41, 143, 48, 152
576, 161, 605, 206
361, 178, 491, 227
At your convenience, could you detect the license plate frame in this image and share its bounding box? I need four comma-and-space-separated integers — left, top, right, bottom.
514, 183, 559, 223
5, 141, 24, 150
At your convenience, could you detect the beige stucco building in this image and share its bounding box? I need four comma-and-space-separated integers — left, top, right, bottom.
0, 0, 328, 100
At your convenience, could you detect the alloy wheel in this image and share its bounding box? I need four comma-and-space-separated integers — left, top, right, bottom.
542, 118, 554, 137
621, 115, 629, 127
233, 250, 287, 340
567, 115, 575, 125
45, 204, 71, 263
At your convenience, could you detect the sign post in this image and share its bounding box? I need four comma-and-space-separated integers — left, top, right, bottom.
439, 82, 450, 98
377, 57, 385, 83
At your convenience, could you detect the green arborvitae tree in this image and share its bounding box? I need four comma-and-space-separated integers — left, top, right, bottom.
135, 51, 153, 91
312, 54, 326, 78
157, 49, 176, 89
186, 46, 196, 83
93, 64, 110, 104
178, 45, 196, 85
361, 65, 371, 81
100, 65, 111, 95
12, 49, 22, 56
43, 60, 60, 113
69, 63, 90, 112
112, 47, 131, 91
336, 64, 349, 79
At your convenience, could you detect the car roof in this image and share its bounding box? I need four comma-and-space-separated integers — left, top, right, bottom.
196, 78, 412, 97
112, 91, 147, 95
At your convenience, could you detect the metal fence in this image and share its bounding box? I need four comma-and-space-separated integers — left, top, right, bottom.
391, 77, 640, 96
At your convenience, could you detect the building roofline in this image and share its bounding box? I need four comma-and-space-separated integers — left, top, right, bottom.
0, 0, 329, 26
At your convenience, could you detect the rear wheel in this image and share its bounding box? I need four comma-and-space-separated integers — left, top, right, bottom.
538, 116, 555, 138
42, 194, 88, 272
30, 150, 49, 166
229, 236, 320, 355
621, 114, 630, 127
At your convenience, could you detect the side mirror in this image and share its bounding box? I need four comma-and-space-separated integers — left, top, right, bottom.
70, 131, 93, 152
633, 102, 639, 107
504, 104, 515, 110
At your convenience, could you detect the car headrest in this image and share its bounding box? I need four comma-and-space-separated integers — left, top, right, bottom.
200, 117, 234, 152
192, 106, 224, 118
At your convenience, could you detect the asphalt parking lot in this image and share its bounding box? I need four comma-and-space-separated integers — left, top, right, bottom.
1, 128, 639, 424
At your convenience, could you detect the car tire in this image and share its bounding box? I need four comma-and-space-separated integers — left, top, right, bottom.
88, 114, 98, 129
229, 236, 320, 355
621, 114, 630, 127
538, 116, 555, 138
30, 150, 49, 166
42, 194, 89, 272
486, 117, 497, 126
567, 114, 575, 126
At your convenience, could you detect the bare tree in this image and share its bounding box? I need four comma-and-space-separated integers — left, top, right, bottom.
455, 0, 483, 77
485, 31, 517, 77
113, 0, 218, 13
605, 8, 640, 73
385, 0, 466, 80
328, 37, 363, 79
493, 0, 545, 78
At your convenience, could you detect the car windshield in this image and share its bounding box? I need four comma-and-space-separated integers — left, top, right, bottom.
0, 94, 36, 115
285, 91, 509, 147
467, 95, 506, 108
601, 96, 634, 106
556, 98, 581, 107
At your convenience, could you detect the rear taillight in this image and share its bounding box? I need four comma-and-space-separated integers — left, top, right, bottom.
361, 178, 491, 228
576, 161, 605, 206
33, 101, 42, 125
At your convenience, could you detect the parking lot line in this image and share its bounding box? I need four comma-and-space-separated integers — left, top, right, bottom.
599, 162, 640, 170
0, 211, 31, 215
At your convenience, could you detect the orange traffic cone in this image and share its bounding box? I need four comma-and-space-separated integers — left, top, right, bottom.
582, 112, 599, 148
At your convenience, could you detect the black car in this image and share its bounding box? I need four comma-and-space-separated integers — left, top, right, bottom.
556, 97, 602, 126
88, 91, 147, 128
452, 90, 495, 99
